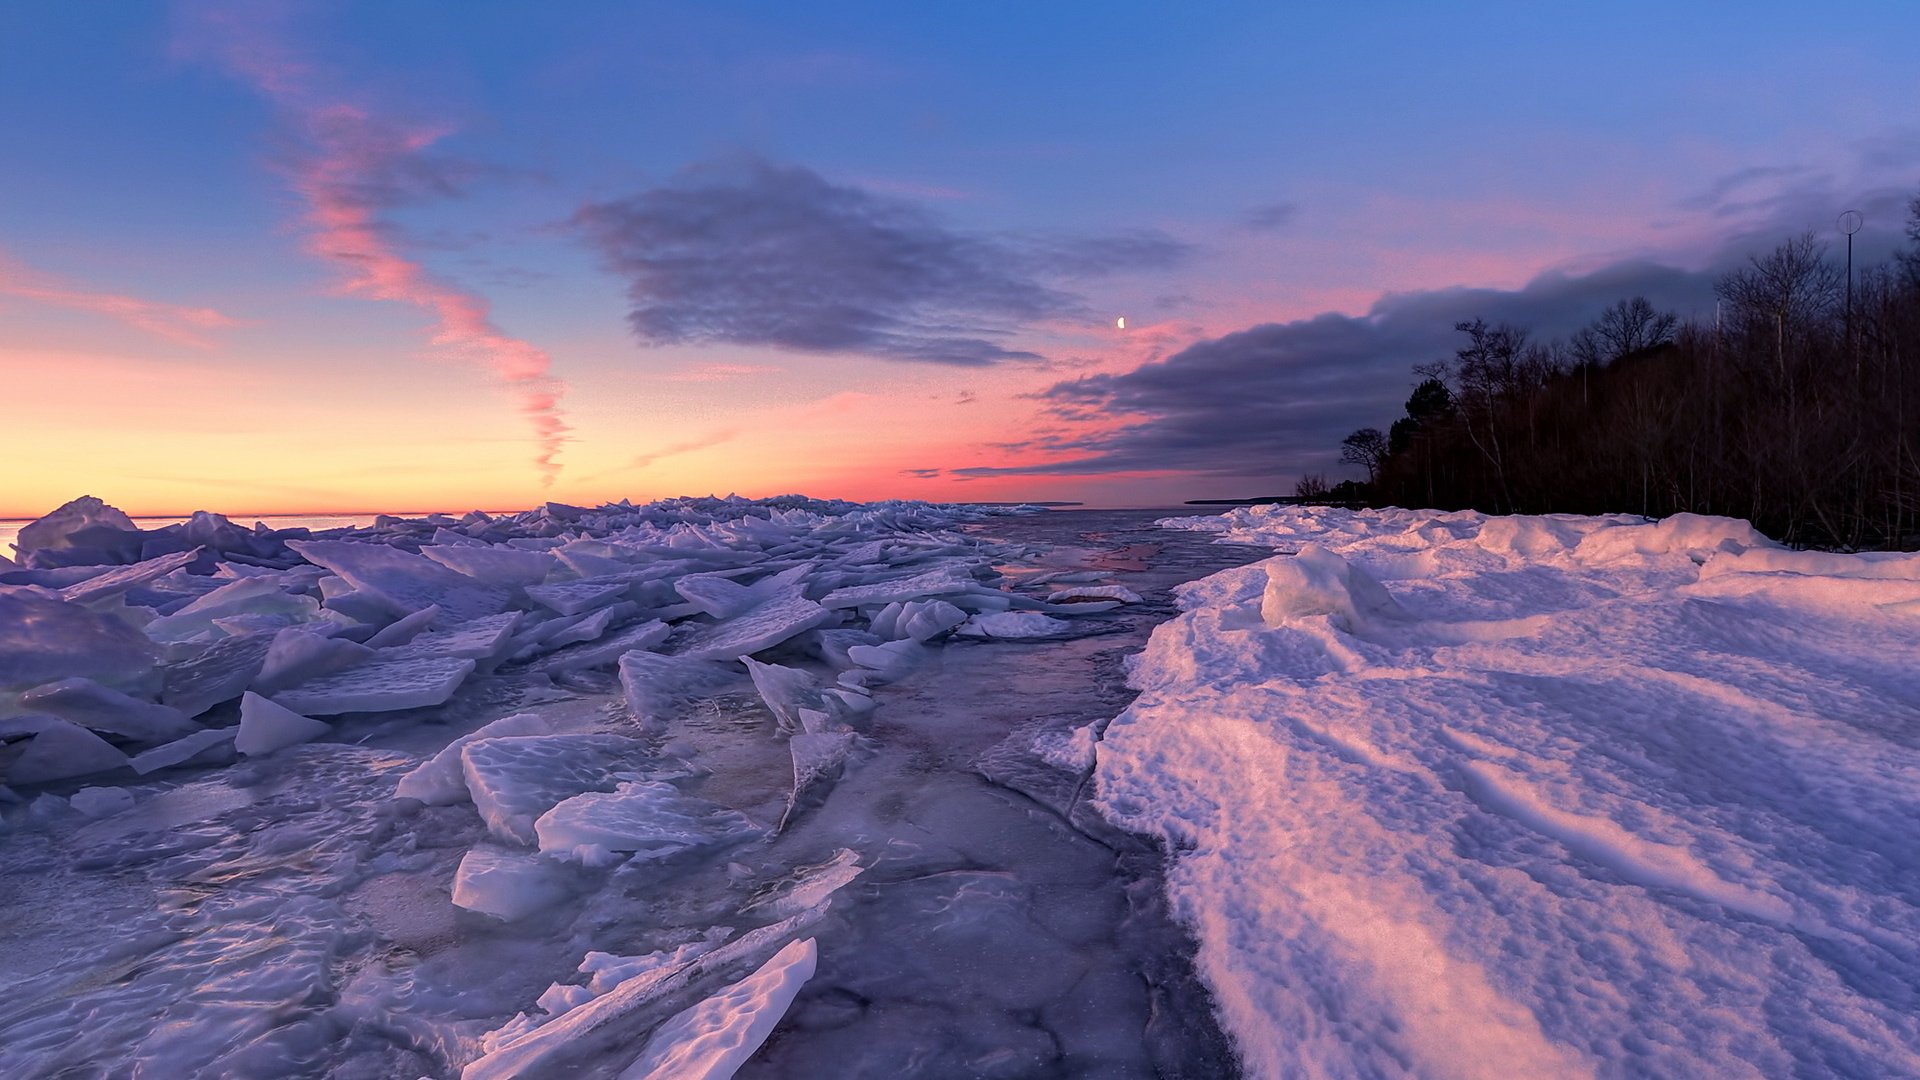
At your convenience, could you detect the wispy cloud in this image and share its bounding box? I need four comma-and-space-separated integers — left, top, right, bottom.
578, 430, 739, 483
178, 3, 570, 484
0, 253, 241, 348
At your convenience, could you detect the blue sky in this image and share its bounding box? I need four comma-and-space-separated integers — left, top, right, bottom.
1, 1, 1916, 514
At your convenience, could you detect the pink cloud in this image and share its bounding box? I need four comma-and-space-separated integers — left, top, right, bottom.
182, 4, 570, 484
0, 253, 241, 348
663, 363, 782, 383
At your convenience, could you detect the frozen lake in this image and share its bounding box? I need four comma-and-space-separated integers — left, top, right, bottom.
0, 504, 1262, 1078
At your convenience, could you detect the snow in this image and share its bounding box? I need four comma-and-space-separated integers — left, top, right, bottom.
1093, 504, 1920, 1078
614, 937, 817, 1079
234, 692, 330, 756
1045, 584, 1143, 605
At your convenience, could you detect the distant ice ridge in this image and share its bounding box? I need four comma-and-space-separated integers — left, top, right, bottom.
0, 493, 1049, 785
1096, 504, 1920, 1078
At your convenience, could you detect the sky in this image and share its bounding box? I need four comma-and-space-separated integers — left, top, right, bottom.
2, 1, 1917, 517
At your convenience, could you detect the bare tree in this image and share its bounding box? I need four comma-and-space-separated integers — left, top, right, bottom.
1589, 297, 1678, 360
1293, 473, 1331, 501
1340, 427, 1390, 484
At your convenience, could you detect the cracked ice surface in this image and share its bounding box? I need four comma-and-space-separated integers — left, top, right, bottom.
1098, 505, 1920, 1078
0, 495, 1212, 1078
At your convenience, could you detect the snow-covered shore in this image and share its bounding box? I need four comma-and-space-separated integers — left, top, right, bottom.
1097, 505, 1920, 1078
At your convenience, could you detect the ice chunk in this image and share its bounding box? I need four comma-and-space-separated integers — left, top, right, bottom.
743, 658, 821, 733
744, 849, 863, 919
12, 496, 137, 563
614, 938, 818, 1080
0, 590, 160, 694
534, 780, 759, 866
528, 619, 669, 675
57, 549, 200, 607
452, 843, 574, 921
5, 719, 130, 784
527, 579, 633, 617
954, 611, 1073, 639
893, 598, 969, 641
460, 733, 654, 845
391, 611, 526, 664
806, 627, 881, 667
671, 590, 831, 662
235, 691, 330, 755
143, 576, 319, 643
783, 731, 858, 830
288, 538, 510, 623
673, 572, 759, 619
844, 639, 924, 682
513, 603, 636, 660
1260, 545, 1406, 632
393, 712, 552, 805
617, 653, 740, 727
20, 677, 200, 742
362, 604, 441, 648
819, 567, 973, 608
162, 631, 276, 716
270, 653, 475, 715
462, 913, 821, 1079
1045, 584, 1142, 605
419, 544, 557, 588
252, 628, 373, 695
129, 727, 238, 775
70, 785, 135, 818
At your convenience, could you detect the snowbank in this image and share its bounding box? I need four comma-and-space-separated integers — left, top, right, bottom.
1099, 505, 1920, 1078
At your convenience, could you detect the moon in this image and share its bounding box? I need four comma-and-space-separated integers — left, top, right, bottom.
1116, 316, 1126, 330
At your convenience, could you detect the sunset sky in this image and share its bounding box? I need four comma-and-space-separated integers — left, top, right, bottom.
3, 1, 1917, 517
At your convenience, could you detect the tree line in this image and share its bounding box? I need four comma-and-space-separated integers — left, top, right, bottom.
1315, 190, 1920, 549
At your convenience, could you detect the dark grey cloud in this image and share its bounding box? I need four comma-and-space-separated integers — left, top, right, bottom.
962, 194, 1915, 484
573, 160, 1192, 366
1243, 201, 1300, 231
